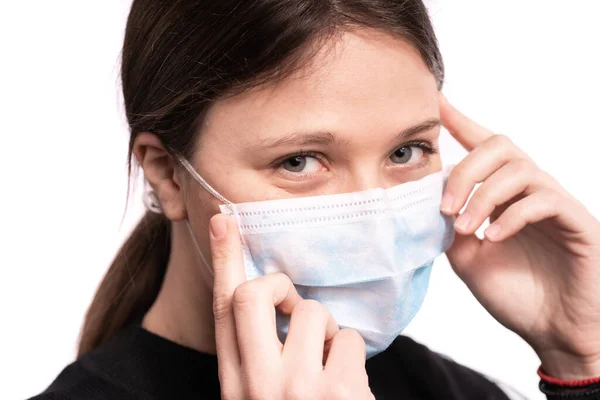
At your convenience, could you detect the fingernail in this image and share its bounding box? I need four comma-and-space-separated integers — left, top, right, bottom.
454, 212, 471, 232
210, 215, 228, 239
485, 223, 501, 240
441, 192, 455, 213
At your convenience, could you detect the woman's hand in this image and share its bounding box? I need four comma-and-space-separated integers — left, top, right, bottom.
439, 94, 600, 380
208, 214, 375, 400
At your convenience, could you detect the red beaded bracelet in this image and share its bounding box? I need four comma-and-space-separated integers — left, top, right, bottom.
538, 367, 600, 388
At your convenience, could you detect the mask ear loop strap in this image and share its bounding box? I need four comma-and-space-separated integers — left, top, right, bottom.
175, 153, 248, 278
185, 219, 214, 277
175, 154, 232, 205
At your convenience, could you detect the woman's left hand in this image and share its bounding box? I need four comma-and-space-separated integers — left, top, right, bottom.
439, 94, 600, 380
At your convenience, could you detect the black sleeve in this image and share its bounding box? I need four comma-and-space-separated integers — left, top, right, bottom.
540, 381, 600, 399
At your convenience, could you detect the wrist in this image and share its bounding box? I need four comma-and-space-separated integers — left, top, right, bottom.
538, 351, 600, 382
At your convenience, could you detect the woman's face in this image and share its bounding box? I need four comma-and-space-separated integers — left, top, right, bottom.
186, 28, 441, 218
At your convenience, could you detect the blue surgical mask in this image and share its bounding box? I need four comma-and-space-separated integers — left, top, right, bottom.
174, 156, 455, 358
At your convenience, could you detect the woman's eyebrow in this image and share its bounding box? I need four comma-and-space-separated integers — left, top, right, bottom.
251, 118, 441, 151
251, 131, 339, 150
396, 118, 441, 140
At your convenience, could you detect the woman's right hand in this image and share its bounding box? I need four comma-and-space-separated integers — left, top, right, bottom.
209, 214, 375, 400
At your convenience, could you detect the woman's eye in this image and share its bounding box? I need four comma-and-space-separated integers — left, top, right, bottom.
281, 155, 322, 173
390, 146, 424, 165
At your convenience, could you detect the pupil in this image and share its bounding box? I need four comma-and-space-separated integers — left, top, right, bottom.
289, 156, 302, 167
392, 147, 412, 163
284, 156, 307, 172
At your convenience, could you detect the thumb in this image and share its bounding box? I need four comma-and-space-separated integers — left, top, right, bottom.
445, 233, 481, 281
209, 213, 247, 297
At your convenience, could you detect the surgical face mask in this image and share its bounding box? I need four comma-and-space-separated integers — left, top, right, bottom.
171, 156, 455, 358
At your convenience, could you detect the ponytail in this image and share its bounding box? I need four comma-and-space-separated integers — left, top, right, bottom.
78, 211, 171, 356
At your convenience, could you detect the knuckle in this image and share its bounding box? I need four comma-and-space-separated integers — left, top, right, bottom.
220, 388, 235, 400
509, 158, 534, 174
535, 169, 554, 186
255, 272, 290, 288
212, 294, 232, 323
540, 188, 563, 208
293, 299, 326, 315
232, 281, 260, 309
219, 371, 246, 400
210, 242, 231, 264
531, 169, 551, 191
450, 163, 470, 181
448, 167, 472, 191
246, 380, 270, 400
286, 378, 316, 400
269, 272, 293, 287
271, 271, 290, 280
328, 383, 354, 400
490, 133, 513, 147
469, 187, 491, 210
219, 382, 241, 400
337, 329, 365, 349
515, 203, 530, 220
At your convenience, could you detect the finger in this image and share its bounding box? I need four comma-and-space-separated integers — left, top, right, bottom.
283, 299, 339, 370
440, 133, 528, 215
210, 213, 246, 369
454, 159, 546, 235
439, 93, 494, 151
445, 233, 482, 281
232, 272, 303, 371
483, 188, 573, 242
324, 329, 367, 376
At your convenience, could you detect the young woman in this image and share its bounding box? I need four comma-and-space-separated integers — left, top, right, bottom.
31, 0, 600, 399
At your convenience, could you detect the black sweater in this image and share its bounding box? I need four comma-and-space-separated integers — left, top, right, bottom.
29, 324, 598, 399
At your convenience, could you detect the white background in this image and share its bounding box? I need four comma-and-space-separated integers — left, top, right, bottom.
1, 1, 599, 399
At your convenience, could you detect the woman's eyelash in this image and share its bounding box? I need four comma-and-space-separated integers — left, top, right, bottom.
398, 140, 438, 154
272, 151, 321, 168
273, 141, 437, 169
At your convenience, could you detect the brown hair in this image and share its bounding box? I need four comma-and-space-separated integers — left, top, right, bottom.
78, 0, 445, 356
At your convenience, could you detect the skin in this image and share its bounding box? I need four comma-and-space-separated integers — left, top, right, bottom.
133, 28, 600, 398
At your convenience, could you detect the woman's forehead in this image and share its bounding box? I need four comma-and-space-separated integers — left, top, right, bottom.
203, 29, 439, 148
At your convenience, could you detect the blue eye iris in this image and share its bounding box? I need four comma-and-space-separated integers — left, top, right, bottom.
391, 147, 413, 164
282, 156, 307, 172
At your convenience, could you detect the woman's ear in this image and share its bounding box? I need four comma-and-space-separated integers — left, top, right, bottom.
133, 132, 187, 221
